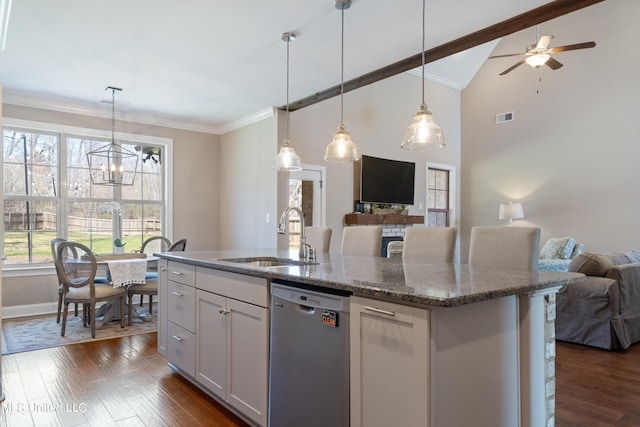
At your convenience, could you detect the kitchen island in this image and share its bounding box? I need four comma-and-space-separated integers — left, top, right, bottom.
155, 249, 584, 427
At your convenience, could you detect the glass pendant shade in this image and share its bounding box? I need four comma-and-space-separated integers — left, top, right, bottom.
324, 124, 359, 162
273, 140, 301, 171
526, 53, 550, 68
401, 104, 445, 150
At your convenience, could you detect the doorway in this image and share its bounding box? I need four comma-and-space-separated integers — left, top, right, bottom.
287, 165, 326, 253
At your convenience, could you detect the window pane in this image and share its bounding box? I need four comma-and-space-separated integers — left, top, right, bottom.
435, 170, 448, 190
435, 190, 448, 209
428, 190, 436, 209
3, 200, 57, 264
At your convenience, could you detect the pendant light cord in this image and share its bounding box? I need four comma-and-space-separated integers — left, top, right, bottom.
286, 35, 291, 141
111, 88, 116, 144
340, 5, 345, 127
421, 0, 425, 106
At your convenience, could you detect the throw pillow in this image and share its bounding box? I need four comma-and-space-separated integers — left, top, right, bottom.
570, 243, 584, 259
568, 252, 614, 277
539, 237, 577, 260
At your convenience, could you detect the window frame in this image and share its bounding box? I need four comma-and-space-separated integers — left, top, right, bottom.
426, 162, 456, 228
2, 117, 174, 277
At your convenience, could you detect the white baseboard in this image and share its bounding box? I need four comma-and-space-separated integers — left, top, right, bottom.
2, 302, 58, 319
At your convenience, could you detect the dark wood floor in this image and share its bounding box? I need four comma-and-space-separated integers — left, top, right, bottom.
556, 340, 640, 426
0, 332, 248, 427
2, 333, 640, 426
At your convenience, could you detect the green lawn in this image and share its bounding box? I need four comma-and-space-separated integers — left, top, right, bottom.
3, 232, 158, 264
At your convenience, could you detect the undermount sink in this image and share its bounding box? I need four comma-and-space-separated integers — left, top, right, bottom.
219, 257, 317, 268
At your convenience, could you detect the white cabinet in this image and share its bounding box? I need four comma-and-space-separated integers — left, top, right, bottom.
165, 261, 196, 377
157, 260, 168, 357
350, 296, 430, 427
195, 267, 269, 427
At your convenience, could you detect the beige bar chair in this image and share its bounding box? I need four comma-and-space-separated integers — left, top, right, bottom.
341, 226, 383, 257
402, 227, 457, 263
305, 227, 332, 253
468, 226, 540, 271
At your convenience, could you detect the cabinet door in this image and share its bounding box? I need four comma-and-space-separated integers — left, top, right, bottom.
350, 296, 430, 427
168, 321, 196, 377
226, 298, 269, 427
157, 260, 168, 357
195, 289, 227, 399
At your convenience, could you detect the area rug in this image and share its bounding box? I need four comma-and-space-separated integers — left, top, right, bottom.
1, 306, 157, 355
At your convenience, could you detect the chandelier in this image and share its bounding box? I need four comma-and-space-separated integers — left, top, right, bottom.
86, 87, 139, 186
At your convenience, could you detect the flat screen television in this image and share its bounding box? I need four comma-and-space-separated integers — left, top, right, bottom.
359, 155, 415, 205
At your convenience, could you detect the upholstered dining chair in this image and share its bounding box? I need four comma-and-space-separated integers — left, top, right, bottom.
135, 235, 171, 307
57, 240, 126, 338
305, 227, 332, 253
168, 238, 187, 252
341, 226, 383, 257
402, 227, 457, 263
468, 226, 540, 271
52, 237, 110, 323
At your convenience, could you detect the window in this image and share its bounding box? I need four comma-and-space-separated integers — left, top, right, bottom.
427, 167, 450, 227
2, 119, 172, 268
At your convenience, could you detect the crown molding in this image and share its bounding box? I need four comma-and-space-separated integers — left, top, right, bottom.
406, 69, 464, 91
2, 92, 274, 135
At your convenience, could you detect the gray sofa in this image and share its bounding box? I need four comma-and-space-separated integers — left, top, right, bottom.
556, 251, 640, 350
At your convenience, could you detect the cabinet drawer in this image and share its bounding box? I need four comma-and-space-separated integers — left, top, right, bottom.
168, 321, 196, 378
168, 281, 196, 332
196, 267, 268, 308
167, 261, 196, 286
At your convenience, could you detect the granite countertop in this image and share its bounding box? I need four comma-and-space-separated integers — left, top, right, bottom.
155, 249, 585, 308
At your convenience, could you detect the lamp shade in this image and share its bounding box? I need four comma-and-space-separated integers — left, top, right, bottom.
324, 124, 359, 162
499, 202, 524, 221
273, 141, 301, 171
525, 53, 550, 68
401, 105, 445, 150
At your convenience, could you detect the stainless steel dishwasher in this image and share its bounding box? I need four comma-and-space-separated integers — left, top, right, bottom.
269, 280, 350, 427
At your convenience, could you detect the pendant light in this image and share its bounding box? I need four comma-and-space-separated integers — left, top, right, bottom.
273, 32, 302, 171
324, 0, 359, 163
86, 86, 139, 186
401, 0, 445, 151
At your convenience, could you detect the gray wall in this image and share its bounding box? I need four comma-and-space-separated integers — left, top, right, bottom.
460, 1, 639, 259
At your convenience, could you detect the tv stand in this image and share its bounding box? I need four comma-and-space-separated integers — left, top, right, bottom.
344, 213, 424, 225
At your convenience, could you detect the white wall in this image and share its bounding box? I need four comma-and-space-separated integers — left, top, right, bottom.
288, 72, 461, 252
460, 1, 639, 259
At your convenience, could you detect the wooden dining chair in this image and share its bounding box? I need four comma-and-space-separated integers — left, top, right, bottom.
57, 241, 127, 338
135, 235, 171, 307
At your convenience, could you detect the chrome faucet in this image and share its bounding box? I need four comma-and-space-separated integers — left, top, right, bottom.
277, 206, 314, 261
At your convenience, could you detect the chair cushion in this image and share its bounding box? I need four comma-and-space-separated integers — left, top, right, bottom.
129, 281, 158, 292
569, 252, 614, 277
145, 272, 159, 280
66, 283, 125, 301
539, 237, 576, 259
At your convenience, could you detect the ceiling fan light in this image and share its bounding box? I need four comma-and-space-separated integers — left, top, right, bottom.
526, 53, 550, 68
324, 124, 359, 162
401, 105, 445, 151
273, 140, 302, 171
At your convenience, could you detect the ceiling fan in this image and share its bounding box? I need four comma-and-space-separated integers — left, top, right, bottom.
489, 34, 596, 75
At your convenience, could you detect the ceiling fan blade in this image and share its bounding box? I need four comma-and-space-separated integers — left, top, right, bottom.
545, 56, 564, 70
499, 59, 526, 75
548, 41, 596, 53
489, 52, 525, 59
536, 35, 554, 50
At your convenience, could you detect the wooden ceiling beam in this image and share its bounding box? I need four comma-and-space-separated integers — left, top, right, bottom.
287, 0, 605, 111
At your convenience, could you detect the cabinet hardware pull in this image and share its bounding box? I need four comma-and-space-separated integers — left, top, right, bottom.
171, 271, 184, 276
219, 308, 229, 315
171, 291, 183, 297
364, 306, 396, 317
171, 335, 184, 342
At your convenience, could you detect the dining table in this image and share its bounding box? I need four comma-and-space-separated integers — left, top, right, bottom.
94, 253, 158, 325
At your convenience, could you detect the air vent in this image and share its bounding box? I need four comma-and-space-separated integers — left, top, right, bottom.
496, 111, 514, 124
